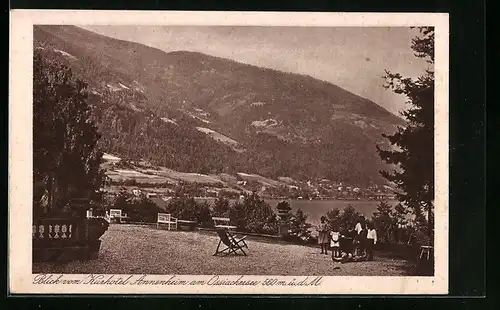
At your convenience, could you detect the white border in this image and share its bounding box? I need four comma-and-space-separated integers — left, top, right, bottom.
9, 10, 449, 295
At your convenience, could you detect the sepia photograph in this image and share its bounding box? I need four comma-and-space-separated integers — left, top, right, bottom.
9, 11, 449, 294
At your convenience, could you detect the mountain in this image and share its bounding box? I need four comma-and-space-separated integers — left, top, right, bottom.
33, 25, 405, 186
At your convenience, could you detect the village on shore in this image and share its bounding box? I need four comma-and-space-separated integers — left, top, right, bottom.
101, 153, 397, 204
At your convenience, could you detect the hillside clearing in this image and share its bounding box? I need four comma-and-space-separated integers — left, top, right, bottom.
196, 127, 238, 146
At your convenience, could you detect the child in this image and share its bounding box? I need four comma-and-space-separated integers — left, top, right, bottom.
330, 225, 341, 259
366, 222, 377, 261
317, 216, 329, 255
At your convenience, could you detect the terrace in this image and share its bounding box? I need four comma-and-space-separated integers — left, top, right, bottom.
33, 224, 412, 276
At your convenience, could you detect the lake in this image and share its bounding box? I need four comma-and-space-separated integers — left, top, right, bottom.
196, 198, 398, 225
265, 199, 399, 224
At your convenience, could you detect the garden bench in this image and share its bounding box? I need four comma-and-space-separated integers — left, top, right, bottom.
157, 213, 178, 230
212, 217, 237, 230
177, 219, 198, 231
109, 209, 127, 223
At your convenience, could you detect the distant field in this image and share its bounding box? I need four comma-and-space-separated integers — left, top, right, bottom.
103, 154, 291, 188
196, 127, 238, 146
236, 172, 284, 187
106, 169, 169, 184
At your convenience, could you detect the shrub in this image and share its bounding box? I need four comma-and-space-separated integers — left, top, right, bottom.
325, 208, 341, 230
285, 209, 314, 244
196, 201, 213, 228
371, 200, 395, 243
211, 197, 231, 217
371, 200, 430, 245
126, 197, 163, 223
166, 197, 199, 221
339, 205, 361, 229
111, 190, 163, 223
276, 200, 292, 221
228, 193, 278, 234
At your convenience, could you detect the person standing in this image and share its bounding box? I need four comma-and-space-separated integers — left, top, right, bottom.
355, 216, 365, 235
317, 216, 330, 255
355, 222, 368, 258
343, 224, 356, 258
330, 225, 341, 259
366, 222, 378, 261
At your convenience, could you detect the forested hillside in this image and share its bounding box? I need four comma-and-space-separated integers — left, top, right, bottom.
34, 25, 405, 185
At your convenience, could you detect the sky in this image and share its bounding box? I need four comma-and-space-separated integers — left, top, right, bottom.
80, 26, 430, 116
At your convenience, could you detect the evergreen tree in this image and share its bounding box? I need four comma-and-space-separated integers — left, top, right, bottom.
212, 197, 231, 217
33, 51, 103, 216
339, 205, 361, 229
325, 208, 341, 230
376, 27, 435, 242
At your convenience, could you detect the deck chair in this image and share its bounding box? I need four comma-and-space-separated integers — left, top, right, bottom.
213, 229, 248, 256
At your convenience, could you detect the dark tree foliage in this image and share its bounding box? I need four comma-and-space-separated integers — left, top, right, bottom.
33, 51, 103, 217
376, 27, 435, 241
211, 197, 231, 217
112, 190, 163, 223
229, 193, 278, 234
286, 208, 314, 243
338, 205, 361, 229
325, 208, 341, 230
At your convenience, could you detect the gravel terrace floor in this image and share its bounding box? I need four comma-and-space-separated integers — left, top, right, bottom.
33, 224, 412, 276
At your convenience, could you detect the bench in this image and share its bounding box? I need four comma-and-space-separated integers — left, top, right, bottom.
177, 219, 198, 231
212, 217, 237, 230
109, 209, 124, 223
157, 213, 178, 230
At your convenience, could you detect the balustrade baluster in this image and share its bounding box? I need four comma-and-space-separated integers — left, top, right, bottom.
38, 225, 44, 239
54, 224, 60, 239
61, 224, 67, 239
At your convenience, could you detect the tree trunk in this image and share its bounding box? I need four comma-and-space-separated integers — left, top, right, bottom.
427, 203, 433, 245
47, 173, 54, 214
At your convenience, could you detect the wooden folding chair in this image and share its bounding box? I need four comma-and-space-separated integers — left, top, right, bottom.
213, 229, 248, 256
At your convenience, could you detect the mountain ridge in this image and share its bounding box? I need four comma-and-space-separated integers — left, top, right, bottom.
34, 25, 404, 186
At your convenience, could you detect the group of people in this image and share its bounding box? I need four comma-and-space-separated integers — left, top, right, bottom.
317, 216, 378, 263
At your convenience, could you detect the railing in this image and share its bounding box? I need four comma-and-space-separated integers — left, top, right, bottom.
32, 217, 110, 262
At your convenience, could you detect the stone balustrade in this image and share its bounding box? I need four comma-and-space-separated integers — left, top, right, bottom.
32, 217, 109, 262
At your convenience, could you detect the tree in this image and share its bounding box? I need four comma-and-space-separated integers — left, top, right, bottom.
339, 205, 361, 229
195, 201, 213, 227
371, 201, 396, 243
212, 197, 231, 217
325, 208, 341, 230
276, 200, 292, 222
228, 193, 277, 234
166, 197, 199, 220
289, 208, 312, 242
33, 51, 103, 217
376, 27, 435, 242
